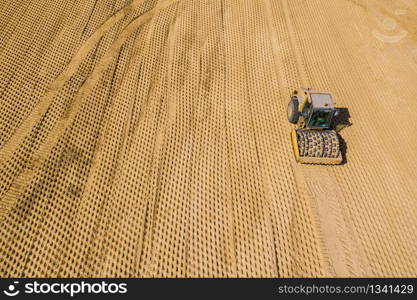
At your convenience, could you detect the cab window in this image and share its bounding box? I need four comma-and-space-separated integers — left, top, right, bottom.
309, 110, 332, 128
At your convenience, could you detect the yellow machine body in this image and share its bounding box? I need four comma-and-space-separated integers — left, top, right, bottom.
288, 89, 343, 165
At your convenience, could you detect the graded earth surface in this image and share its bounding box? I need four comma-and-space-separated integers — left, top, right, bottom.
0, 0, 416, 277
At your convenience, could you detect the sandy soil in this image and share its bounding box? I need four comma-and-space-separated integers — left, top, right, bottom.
0, 0, 416, 277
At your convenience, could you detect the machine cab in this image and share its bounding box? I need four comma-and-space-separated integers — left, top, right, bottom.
302, 91, 335, 129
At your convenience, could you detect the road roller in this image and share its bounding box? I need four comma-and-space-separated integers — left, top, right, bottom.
287, 88, 344, 165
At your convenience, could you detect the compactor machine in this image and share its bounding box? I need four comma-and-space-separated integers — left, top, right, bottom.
287, 88, 344, 165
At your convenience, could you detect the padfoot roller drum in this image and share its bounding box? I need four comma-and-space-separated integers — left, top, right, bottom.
291, 129, 342, 165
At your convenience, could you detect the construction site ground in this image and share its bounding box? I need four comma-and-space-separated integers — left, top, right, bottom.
0, 0, 416, 277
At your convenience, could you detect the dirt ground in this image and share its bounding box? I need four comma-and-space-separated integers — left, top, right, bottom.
0, 0, 416, 277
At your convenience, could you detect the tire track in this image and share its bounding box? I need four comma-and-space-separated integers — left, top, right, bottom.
0, 0, 143, 222
281, 0, 309, 87
0, 0, 181, 223
280, 0, 368, 277
0, 0, 145, 165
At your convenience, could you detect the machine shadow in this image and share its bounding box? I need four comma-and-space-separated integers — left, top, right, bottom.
338, 134, 348, 165
332, 107, 351, 165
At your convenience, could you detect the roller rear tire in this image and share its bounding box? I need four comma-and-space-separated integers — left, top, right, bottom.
287, 97, 299, 124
